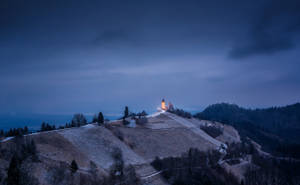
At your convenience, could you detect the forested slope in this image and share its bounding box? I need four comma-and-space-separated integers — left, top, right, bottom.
195, 103, 300, 158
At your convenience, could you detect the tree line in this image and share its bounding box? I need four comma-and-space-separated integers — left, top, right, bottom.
0, 127, 29, 138
151, 148, 239, 185
0, 112, 105, 139
151, 141, 300, 185
0, 106, 151, 139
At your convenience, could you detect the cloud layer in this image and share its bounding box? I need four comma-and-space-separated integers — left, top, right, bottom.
0, 0, 300, 115
229, 0, 300, 58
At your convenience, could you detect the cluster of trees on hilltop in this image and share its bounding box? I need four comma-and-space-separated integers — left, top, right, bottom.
0, 113, 91, 140
194, 103, 300, 158
70, 113, 87, 127
120, 106, 148, 125
92, 112, 104, 125
121, 106, 148, 119
40, 122, 56, 132
0, 127, 29, 138
168, 108, 192, 118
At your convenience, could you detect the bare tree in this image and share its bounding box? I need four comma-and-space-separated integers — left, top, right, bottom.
71, 114, 87, 127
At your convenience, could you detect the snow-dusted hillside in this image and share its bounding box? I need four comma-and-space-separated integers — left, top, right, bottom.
0, 111, 241, 185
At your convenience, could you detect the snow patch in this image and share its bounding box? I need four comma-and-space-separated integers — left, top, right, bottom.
82, 124, 95, 129
147, 110, 165, 118
1, 137, 14, 142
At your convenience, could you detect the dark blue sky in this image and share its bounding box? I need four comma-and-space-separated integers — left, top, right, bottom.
1, 0, 300, 116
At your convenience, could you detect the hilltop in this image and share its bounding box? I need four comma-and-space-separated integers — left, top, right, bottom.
0, 111, 242, 185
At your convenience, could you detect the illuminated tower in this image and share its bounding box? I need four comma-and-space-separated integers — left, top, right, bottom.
161, 99, 167, 110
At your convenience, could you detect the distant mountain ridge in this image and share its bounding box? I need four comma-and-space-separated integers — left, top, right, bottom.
194, 103, 300, 158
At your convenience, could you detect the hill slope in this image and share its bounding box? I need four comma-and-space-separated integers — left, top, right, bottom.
0, 112, 241, 185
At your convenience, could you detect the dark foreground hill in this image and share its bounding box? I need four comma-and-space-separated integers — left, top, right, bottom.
195, 103, 300, 158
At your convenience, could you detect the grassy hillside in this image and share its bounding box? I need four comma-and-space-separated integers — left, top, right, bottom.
194, 103, 300, 158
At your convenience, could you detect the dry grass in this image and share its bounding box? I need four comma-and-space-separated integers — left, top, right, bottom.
114, 127, 215, 162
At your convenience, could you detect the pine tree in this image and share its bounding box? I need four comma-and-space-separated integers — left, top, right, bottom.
92, 115, 98, 123
70, 160, 78, 174
30, 140, 37, 156
0, 129, 4, 137
124, 106, 129, 118
98, 112, 104, 125
41, 122, 46, 131
7, 154, 21, 185
24, 126, 28, 134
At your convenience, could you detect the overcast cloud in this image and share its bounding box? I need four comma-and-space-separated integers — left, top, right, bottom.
1, 0, 300, 116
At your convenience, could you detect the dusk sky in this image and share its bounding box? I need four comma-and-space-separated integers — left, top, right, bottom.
1, 0, 300, 116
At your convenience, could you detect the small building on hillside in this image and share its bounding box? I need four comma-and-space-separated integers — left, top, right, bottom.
161, 99, 174, 111
161, 99, 167, 110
